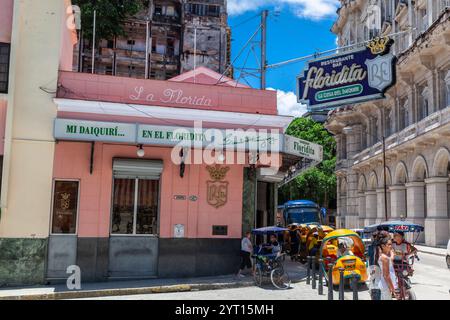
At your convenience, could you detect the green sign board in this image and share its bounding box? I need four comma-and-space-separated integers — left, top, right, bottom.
54, 119, 136, 143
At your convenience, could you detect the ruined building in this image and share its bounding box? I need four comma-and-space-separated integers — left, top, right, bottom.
73, 0, 232, 80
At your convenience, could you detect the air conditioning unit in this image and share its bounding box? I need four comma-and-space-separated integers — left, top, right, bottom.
257, 168, 285, 183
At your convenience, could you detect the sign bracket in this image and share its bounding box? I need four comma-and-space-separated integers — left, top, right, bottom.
90, 141, 95, 175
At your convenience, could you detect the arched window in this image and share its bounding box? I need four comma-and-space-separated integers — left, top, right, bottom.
403, 97, 410, 129
445, 70, 450, 108
420, 86, 430, 120
385, 107, 393, 137
361, 126, 368, 150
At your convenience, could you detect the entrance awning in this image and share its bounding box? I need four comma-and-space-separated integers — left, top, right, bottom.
113, 159, 164, 179
54, 98, 294, 130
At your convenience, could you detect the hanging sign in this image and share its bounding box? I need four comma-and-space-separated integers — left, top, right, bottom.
283, 135, 323, 162
297, 37, 396, 111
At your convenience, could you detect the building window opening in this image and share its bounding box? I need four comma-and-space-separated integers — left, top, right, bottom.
154, 5, 163, 15
111, 178, 159, 235
51, 181, 80, 234
444, 70, 450, 108
399, 97, 409, 130
420, 86, 430, 120
207, 5, 220, 17
0, 43, 11, 94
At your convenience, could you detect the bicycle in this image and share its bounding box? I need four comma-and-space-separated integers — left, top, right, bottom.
253, 253, 291, 290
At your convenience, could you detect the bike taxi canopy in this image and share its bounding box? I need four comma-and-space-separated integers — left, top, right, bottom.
320, 229, 365, 258
363, 221, 425, 233
252, 226, 289, 235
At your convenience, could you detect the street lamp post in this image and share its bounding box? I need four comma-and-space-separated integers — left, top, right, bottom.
382, 136, 388, 221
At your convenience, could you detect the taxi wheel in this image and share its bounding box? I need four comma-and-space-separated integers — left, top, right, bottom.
254, 268, 263, 287
446, 255, 450, 269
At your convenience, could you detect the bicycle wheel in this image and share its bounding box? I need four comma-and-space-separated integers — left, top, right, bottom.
254, 266, 263, 287
406, 289, 416, 300
270, 267, 291, 290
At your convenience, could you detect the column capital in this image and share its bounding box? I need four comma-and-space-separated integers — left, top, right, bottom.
425, 177, 449, 184
405, 181, 425, 188
365, 190, 377, 196
389, 185, 406, 191
376, 188, 388, 194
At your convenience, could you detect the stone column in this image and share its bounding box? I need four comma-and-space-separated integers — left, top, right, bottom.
376, 188, 387, 223
390, 185, 407, 219
424, 177, 450, 246
358, 192, 366, 228
365, 191, 377, 226
345, 126, 362, 229
406, 182, 426, 243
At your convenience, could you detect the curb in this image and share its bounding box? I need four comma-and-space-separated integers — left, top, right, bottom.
418, 249, 446, 258
0, 278, 305, 300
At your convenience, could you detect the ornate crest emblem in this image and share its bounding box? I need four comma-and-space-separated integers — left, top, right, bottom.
60, 193, 71, 210
366, 36, 390, 55
206, 165, 230, 209
365, 53, 395, 91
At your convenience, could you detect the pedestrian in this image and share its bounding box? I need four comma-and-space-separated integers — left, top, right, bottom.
376, 235, 399, 300
237, 231, 254, 278
392, 231, 418, 267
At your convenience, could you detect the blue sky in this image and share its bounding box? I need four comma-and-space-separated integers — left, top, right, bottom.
227, 0, 340, 116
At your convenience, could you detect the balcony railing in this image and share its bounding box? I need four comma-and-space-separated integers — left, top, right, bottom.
352, 106, 450, 164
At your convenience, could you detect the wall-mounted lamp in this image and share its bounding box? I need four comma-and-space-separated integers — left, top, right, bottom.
179, 148, 187, 178
217, 151, 225, 163
137, 145, 145, 158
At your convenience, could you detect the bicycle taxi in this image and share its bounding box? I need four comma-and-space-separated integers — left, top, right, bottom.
251, 226, 291, 290
363, 220, 424, 300
319, 229, 368, 288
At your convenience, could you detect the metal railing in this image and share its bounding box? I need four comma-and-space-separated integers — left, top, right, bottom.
352, 106, 450, 164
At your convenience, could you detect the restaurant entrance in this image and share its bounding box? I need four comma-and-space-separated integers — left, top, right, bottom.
255, 181, 276, 245
108, 159, 162, 278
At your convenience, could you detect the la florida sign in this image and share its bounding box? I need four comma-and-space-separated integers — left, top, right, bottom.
297, 37, 396, 111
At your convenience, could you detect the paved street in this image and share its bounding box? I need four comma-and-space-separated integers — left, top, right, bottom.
77, 252, 450, 300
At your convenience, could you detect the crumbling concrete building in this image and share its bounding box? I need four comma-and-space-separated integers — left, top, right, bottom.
73, 0, 232, 80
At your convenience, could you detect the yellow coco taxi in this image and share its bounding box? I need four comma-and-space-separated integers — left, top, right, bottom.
295, 224, 334, 263
320, 229, 368, 287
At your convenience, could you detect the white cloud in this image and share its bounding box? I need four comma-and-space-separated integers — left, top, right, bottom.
228, 0, 339, 20
268, 88, 307, 117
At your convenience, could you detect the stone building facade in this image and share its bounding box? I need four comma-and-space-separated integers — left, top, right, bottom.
73, 0, 231, 80
326, 0, 450, 246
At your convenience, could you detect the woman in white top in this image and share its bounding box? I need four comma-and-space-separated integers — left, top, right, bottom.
377, 237, 399, 300
237, 231, 254, 278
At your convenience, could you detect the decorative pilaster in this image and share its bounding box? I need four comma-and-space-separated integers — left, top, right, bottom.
405, 182, 426, 243
390, 185, 407, 219
358, 192, 366, 228
376, 188, 387, 223
424, 177, 450, 246
365, 191, 377, 225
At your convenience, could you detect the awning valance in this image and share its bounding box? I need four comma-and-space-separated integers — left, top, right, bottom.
54, 119, 323, 162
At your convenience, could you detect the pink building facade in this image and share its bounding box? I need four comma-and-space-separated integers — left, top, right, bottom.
0, 1, 318, 284
48, 68, 304, 281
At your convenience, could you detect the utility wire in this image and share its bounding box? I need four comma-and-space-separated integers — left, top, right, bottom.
267, 29, 416, 69
216, 24, 262, 86
231, 13, 260, 29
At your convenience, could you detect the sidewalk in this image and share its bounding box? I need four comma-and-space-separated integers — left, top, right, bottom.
0, 260, 308, 300
415, 245, 447, 257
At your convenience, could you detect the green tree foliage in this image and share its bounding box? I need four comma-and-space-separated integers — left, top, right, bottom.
73, 0, 148, 40
279, 117, 337, 209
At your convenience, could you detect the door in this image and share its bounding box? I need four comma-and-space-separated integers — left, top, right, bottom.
108, 159, 162, 278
